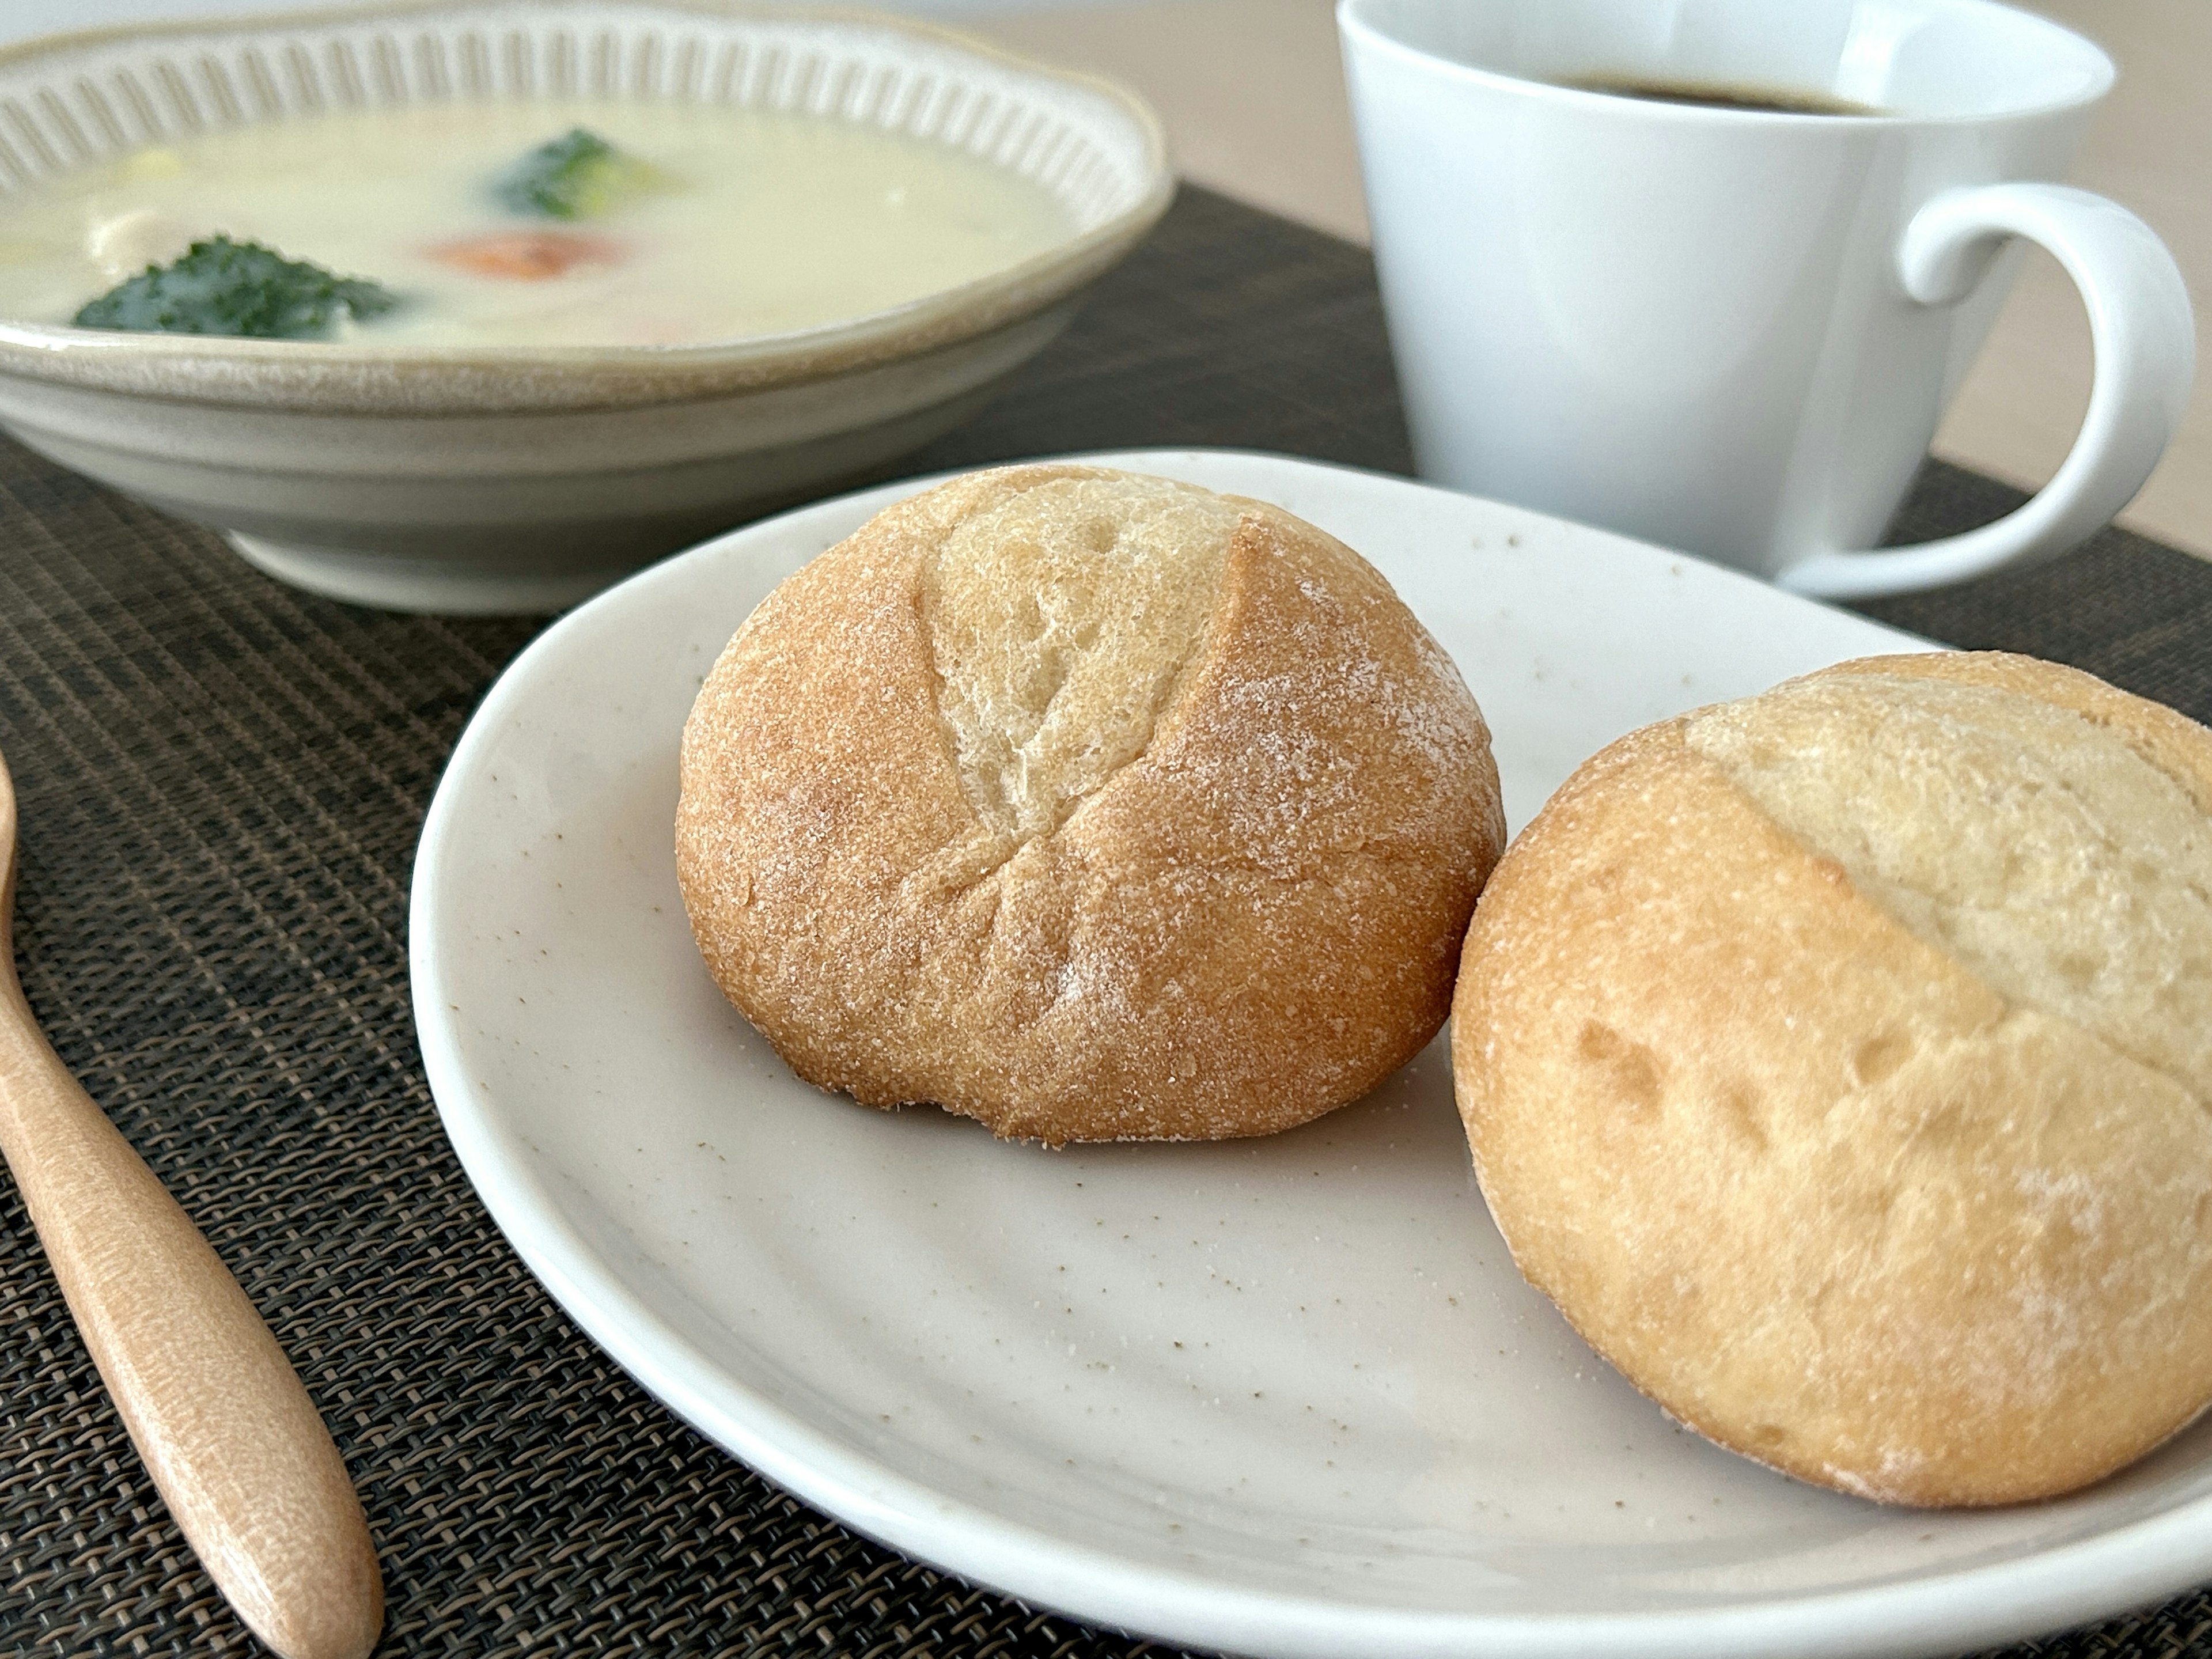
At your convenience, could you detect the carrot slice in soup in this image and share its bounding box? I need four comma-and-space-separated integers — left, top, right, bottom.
426, 230, 624, 281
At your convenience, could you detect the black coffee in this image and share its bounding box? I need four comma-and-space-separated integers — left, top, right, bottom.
1561, 74, 1880, 116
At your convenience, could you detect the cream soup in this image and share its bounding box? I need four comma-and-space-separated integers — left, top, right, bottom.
0, 100, 1077, 346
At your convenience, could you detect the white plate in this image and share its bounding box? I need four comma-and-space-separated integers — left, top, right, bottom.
411, 450, 2212, 1659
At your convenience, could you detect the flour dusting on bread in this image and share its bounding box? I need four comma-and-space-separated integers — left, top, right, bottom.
923, 474, 1240, 850
1688, 670, 2212, 1094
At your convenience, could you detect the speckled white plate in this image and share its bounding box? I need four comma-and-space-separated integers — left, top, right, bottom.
411, 449, 2212, 1658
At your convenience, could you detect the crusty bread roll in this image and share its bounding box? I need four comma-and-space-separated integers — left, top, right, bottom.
1453, 651, 2212, 1506
680, 464, 1505, 1143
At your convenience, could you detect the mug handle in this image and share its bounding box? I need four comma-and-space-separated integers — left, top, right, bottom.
1777, 183, 2194, 601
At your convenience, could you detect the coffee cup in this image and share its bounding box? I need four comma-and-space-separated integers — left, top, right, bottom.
1338, 0, 2195, 598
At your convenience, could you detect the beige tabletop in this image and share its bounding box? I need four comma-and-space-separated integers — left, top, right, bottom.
983, 0, 2212, 559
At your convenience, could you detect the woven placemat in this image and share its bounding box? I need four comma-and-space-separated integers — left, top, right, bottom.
2, 184, 2209, 1659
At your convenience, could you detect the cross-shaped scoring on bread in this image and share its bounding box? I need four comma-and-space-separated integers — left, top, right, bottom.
921, 474, 1242, 877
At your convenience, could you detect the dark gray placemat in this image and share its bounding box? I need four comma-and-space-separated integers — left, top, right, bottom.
1867, 464, 2212, 728
1, 183, 2207, 1658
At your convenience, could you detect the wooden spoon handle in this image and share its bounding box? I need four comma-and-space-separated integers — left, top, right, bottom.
0, 990, 384, 1659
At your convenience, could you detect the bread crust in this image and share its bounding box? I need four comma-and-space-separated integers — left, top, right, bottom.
680, 464, 1505, 1143
1453, 651, 2212, 1506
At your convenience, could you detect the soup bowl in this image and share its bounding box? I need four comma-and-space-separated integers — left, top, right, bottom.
0, 0, 1171, 613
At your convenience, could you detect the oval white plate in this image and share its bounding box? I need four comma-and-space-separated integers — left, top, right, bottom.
412, 449, 2212, 1658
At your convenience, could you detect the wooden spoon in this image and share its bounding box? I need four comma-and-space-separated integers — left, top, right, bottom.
0, 748, 383, 1659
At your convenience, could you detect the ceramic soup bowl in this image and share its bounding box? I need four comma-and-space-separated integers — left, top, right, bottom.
0, 0, 1171, 613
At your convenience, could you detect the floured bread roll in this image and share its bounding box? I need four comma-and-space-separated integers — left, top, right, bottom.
680, 464, 1505, 1143
1454, 651, 2212, 1506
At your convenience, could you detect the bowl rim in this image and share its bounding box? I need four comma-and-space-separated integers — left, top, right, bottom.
0, 0, 1175, 409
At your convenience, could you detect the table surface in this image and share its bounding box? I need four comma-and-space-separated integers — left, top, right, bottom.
4, 185, 2212, 1658
981, 0, 2212, 564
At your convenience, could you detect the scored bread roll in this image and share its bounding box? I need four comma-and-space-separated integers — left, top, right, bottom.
679, 463, 1505, 1144
1453, 651, 2212, 1506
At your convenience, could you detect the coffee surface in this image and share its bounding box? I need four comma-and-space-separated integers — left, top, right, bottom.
1561, 74, 1879, 115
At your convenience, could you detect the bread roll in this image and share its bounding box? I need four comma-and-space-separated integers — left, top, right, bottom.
680, 464, 1504, 1143
1453, 651, 2212, 1506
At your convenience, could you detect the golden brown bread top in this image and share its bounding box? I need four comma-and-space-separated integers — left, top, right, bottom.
681, 464, 1504, 1143
1454, 651, 2212, 1506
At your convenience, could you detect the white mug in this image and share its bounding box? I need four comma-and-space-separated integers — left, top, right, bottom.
1337, 0, 2195, 599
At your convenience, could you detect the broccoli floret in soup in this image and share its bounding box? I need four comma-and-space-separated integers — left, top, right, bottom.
492, 128, 665, 220
72, 236, 400, 338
